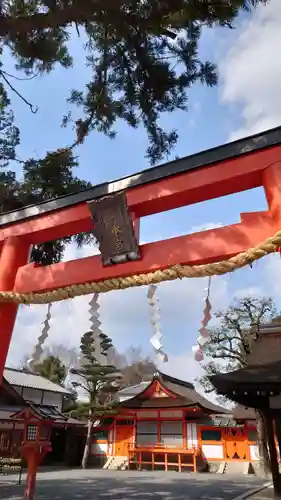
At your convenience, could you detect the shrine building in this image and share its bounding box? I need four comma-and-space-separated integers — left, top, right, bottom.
92, 371, 260, 472
0, 367, 85, 466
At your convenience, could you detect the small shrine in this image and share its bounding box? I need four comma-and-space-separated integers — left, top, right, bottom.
10, 405, 53, 500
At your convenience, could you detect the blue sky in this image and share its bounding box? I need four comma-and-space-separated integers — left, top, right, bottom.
7, 0, 281, 387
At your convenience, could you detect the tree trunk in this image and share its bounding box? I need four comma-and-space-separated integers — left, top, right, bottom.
264, 412, 281, 498
275, 417, 281, 461
81, 409, 92, 469
256, 410, 271, 476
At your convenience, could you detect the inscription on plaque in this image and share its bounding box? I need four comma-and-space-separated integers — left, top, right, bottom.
88, 191, 141, 266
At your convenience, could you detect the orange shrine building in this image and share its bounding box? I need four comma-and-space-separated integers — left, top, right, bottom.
92, 371, 260, 472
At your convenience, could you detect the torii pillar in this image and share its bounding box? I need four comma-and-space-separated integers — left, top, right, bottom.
0, 237, 30, 377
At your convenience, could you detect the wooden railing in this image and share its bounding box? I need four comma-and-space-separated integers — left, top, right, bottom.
128, 444, 200, 472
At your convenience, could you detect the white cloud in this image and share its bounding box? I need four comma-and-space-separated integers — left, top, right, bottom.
8, 236, 229, 384
188, 222, 222, 234
218, 0, 281, 139
261, 254, 281, 299
231, 286, 264, 300
8, 239, 281, 403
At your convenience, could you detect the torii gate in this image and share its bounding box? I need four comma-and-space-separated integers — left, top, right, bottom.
1, 126, 281, 381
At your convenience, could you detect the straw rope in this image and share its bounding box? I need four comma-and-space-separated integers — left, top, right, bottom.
1, 229, 281, 305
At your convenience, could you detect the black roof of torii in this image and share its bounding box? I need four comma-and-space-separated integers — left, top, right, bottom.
1, 125, 281, 228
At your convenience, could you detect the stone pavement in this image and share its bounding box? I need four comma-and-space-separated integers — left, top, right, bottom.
0, 469, 269, 500
246, 485, 274, 500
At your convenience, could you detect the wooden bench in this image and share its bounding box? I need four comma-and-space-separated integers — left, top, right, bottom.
0, 457, 23, 484
128, 446, 198, 472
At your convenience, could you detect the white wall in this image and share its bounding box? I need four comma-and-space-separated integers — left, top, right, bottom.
201, 444, 224, 459
108, 429, 113, 455
42, 392, 63, 411
0, 421, 13, 429
21, 387, 42, 404
250, 445, 259, 461
13, 385, 63, 411
186, 423, 198, 448
91, 442, 107, 455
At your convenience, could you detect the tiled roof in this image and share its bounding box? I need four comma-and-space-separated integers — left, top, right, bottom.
232, 405, 256, 421
4, 367, 70, 395
0, 406, 23, 420
120, 371, 228, 413
118, 381, 150, 399
211, 360, 281, 387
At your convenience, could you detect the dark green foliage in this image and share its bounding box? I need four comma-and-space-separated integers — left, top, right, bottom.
0, 142, 93, 264
69, 330, 121, 419
0, 0, 269, 263
34, 354, 67, 386
68, 330, 121, 468
0, 84, 19, 168
0, 0, 269, 165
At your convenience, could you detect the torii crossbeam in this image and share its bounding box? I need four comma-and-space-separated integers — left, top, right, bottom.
1, 126, 281, 380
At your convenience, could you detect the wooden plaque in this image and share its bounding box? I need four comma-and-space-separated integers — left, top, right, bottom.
87, 191, 141, 266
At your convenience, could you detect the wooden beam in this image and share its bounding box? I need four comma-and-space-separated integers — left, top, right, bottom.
1, 145, 281, 245
13, 214, 277, 294
2, 125, 281, 228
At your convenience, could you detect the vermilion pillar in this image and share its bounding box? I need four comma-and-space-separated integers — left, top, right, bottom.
263, 162, 281, 223
0, 236, 30, 381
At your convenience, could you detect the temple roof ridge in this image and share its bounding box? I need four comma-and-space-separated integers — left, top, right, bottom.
156, 370, 195, 390
119, 370, 228, 414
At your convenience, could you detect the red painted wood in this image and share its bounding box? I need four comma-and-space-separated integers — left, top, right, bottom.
0, 146, 280, 244
12, 211, 278, 294
0, 237, 30, 381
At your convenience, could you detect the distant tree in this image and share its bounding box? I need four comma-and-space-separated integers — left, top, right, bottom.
34, 355, 67, 386
197, 296, 278, 476
41, 343, 81, 372
21, 342, 156, 389
69, 331, 122, 469
108, 345, 157, 388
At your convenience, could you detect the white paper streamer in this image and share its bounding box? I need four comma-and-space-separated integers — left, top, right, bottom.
193, 277, 212, 363
147, 284, 168, 363
88, 293, 108, 365
27, 303, 52, 371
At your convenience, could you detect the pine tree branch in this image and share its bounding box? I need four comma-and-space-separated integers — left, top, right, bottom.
211, 352, 246, 365
1, 71, 38, 113
1, 69, 39, 81
0, 0, 258, 38
0, 1, 152, 37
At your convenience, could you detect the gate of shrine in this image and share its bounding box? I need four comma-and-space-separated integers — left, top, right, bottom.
1, 125, 281, 381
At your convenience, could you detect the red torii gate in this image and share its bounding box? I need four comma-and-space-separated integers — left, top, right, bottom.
1, 126, 281, 380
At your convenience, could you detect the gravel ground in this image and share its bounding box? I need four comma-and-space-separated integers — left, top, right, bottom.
0, 469, 268, 500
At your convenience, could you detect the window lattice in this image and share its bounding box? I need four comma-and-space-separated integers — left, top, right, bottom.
0, 431, 10, 451
27, 425, 37, 441
40, 427, 49, 440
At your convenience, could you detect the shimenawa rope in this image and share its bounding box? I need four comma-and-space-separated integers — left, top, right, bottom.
1, 229, 281, 305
